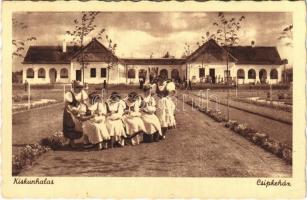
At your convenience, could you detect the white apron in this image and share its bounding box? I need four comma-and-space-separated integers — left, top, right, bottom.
106, 100, 126, 141
122, 98, 146, 136
82, 102, 110, 144
156, 96, 176, 128
141, 95, 162, 135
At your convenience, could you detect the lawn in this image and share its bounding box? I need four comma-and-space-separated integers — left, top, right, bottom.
182, 90, 292, 147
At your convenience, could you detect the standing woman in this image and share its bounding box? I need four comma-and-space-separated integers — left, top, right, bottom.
82, 93, 110, 150
106, 92, 126, 148
122, 92, 146, 145
63, 80, 89, 147
156, 79, 176, 139
141, 84, 162, 143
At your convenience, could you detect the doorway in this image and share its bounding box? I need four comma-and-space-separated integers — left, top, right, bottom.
49, 68, 57, 84
76, 70, 82, 81
209, 68, 215, 83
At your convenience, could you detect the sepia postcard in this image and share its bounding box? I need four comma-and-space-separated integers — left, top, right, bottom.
1, 0, 306, 198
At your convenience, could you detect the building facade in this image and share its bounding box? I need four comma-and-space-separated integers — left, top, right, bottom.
22, 38, 285, 85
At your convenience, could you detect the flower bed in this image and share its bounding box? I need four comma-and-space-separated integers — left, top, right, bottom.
12, 131, 67, 175
12, 94, 32, 102
13, 99, 58, 113
12, 144, 51, 175
233, 97, 292, 113
183, 99, 292, 165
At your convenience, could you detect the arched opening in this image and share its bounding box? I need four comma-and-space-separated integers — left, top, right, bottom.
248, 69, 256, 79
259, 69, 267, 84
38, 68, 46, 78
270, 69, 278, 79
26, 68, 34, 78
60, 68, 69, 78
171, 69, 180, 82
160, 69, 168, 80
237, 69, 245, 79
49, 68, 57, 84
127, 68, 136, 79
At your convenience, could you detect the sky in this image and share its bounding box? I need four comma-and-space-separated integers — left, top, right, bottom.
13, 12, 292, 71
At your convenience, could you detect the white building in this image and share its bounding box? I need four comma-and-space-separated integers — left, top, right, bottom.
22, 38, 284, 85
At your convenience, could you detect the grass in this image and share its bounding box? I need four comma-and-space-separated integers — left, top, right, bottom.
184, 90, 292, 147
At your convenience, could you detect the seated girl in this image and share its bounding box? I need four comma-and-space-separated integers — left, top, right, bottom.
122, 92, 146, 145
63, 80, 89, 147
106, 92, 127, 148
82, 93, 110, 150
141, 85, 162, 143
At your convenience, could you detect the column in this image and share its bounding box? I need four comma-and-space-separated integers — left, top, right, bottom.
70, 62, 74, 82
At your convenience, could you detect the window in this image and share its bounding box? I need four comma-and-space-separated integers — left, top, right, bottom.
270, 69, 278, 79
128, 69, 136, 79
199, 68, 205, 78
171, 69, 180, 80
60, 68, 68, 78
101, 68, 107, 78
248, 69, 256, 79
38, 68, 46, 78
26, 68, 34, 78
90, 68, 96, 78
259, 69, 267, 79
160, 69, 168, 79
237, 69, 245, 79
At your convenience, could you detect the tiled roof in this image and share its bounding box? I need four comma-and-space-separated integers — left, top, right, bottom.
23, 38, 283, 66
224, 46, 283, 65
23, 46, 79, 64
186, 39, 238, 63
71, 38, 118, 62
122, 58, 186, 65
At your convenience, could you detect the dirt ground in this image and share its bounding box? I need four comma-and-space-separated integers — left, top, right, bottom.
17, 98, 292, 177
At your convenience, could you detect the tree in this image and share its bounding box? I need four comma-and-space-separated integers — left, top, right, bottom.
12, 18, 37, 58
212, 12, 245, 120
182, 42, 192, 58
182, 42, 192, 82
196, 31, 215, 83
105, 36, 119, 85
278, 24, 293, 47
66, 11, 109, 84
162, 51, 174, 59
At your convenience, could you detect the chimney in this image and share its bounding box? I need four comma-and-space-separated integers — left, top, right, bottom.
63, 40, 67, 53
251, 40, 255, 47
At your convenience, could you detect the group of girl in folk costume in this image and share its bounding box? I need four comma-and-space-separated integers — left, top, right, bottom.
62, 79, 176, 150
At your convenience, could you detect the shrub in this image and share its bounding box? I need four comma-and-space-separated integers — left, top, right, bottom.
282, 147, 292, 164
225, 120, 238, 129
251, 132, 268, 145
40, 131, 67, 150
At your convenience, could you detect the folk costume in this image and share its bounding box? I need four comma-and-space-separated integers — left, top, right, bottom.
63, 81, 89, 146
122, 92, 146, 145
106, 92, 126, 148
141, 85, 162, 142
82, 94, 110, 150
156, 80, 176, 138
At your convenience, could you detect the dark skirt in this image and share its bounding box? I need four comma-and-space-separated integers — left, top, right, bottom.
62, 109, 83, 140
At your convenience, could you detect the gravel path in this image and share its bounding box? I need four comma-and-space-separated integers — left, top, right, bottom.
18, 99, 291, 177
